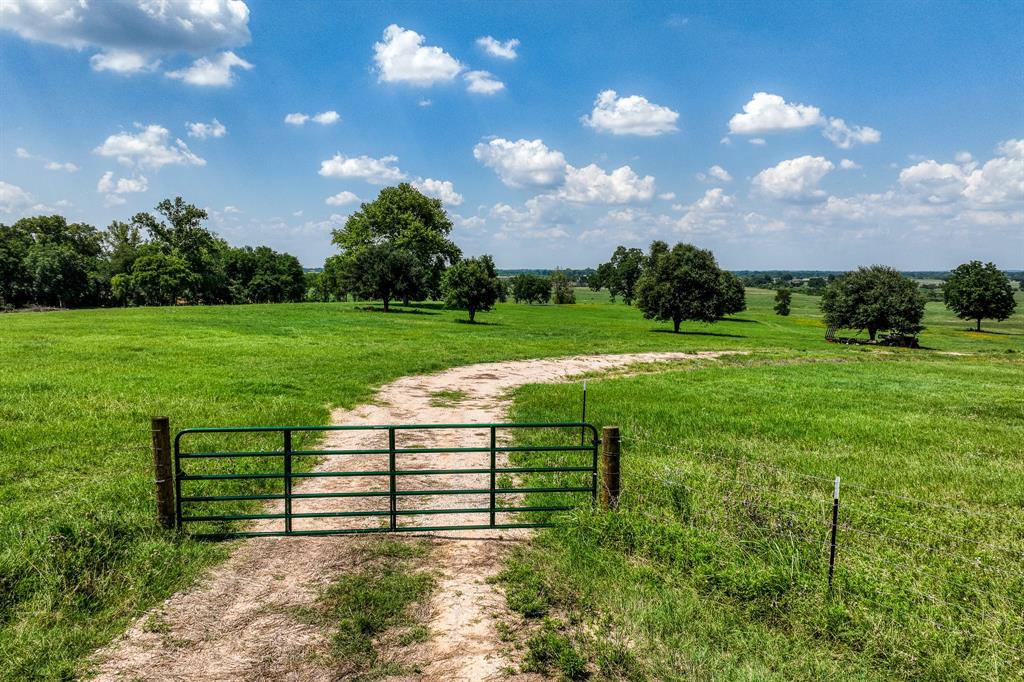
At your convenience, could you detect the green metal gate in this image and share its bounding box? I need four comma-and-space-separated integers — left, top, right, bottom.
174, 422, 600, 537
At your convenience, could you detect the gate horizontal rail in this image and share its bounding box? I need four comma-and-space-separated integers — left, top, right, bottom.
174, 421, 600, 538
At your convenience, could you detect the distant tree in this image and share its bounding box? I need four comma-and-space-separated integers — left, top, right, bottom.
442, 255, 502, 322
316, 255, 348, 301
595, 246, 645, 304
635, 241, 725, 333
774, 288, 792, 316
131, 198, 227, 303
116, 253, 199, 306
100, 220, 144, 283
0, 223, 32, 306
807, 276, 827, 292
510, 273, 551, 304
342, 244, 422, 312
6, 215, 104, 307
223, 245, 305, 303
718, 271, 746, 316
943, 261, 1017, 331
821, 265, 925, 340
331, 184, 461, 304
551, 269, 576, 304
589, 261, 615, 299
23, 243, 93, 308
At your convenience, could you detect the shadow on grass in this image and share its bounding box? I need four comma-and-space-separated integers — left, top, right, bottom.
454, 318, 502, 326
352, 306, 439, 316
956, 328, 1023, 336
650, 329, 745, 338
718, 317, 761, 324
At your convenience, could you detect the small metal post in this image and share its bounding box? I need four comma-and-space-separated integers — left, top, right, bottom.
284, 430, 293, 534
489, 426, 497, 528
580, 380, 588, 446
828, 475, 841, 593
388, 428, 397, 531
600, 426, 621, 510
151, 416, 174, 529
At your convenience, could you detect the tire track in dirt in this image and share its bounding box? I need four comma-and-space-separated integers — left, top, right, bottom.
91, 351, 736, 681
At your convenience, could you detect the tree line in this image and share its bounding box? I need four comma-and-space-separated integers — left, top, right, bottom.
589, 243, 1016, 337
771, 261, 1017, 336
3, 185, 1016, 335
1, 198, 306, 309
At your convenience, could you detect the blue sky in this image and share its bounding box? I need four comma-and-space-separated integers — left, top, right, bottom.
1, 0, 1021, 269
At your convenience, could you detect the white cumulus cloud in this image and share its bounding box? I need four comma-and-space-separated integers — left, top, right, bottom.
476, 36, 519, 59
165, 51, 252, 87
373, 24, 462, 86
899, 161, 967, 203
728, 92, 879, 149
313, 110, 341, 125
15, 147, 78, 172
325, 191, 360, 206
697, 165, 732, 182
465, 70, 505, 94
319, 153, 406, 184
285, 111, 341, 126
823, 117, 881, 149
839, 159, 861, 170
97, 171, 148, 194
963, 139, 1024, 204
0, 0, 251, 76
473, 138, 568, 188
898, 140, 1024, 206
94, 124, 206, 169
0, 181, 33, 213
186, 119, 227, 139
413, 178, 464, 205
753, 155, 834, 200
729, 92, 823, 134
582, 90, 679, 136
97, 170, 148, 206
89, 50, 159, 74
45, 161, 79, 172
557, 164, 656, 204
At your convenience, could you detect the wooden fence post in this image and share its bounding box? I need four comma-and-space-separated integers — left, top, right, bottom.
151, 416, 175, 529
600, 426, 621, 510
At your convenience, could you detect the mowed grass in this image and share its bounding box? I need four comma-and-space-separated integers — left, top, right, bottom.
505, 353, 1024, 680
0, 288, 1021, 678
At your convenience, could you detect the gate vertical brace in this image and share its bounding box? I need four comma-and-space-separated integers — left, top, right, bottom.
389, 428, 397, 531
173, 432, 183, 529
151, 416, 174, 529
489, 426, 497, 528
284, 430, 293, 534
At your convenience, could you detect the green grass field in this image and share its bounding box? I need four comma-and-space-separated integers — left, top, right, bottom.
506, 354, 1023, 680
0, 289, 1021, 679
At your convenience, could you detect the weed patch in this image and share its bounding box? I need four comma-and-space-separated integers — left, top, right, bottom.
303, 539, 434, 678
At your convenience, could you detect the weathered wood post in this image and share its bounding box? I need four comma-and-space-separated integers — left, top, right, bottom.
151, 416, 175, 529
600, 426, 621, 510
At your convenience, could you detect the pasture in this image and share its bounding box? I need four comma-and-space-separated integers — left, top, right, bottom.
0, 288, 1021, 679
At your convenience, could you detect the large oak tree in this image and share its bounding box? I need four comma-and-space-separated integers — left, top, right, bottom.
821, 265, 925, 340
943, 261, 1017, 331
331, 184, 461, 305
635, 241, 725, 333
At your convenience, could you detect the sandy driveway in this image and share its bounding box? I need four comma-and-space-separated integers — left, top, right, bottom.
92, 351, 732, 681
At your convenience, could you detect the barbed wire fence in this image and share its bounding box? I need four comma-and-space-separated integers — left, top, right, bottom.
613, 434, 1024, 673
